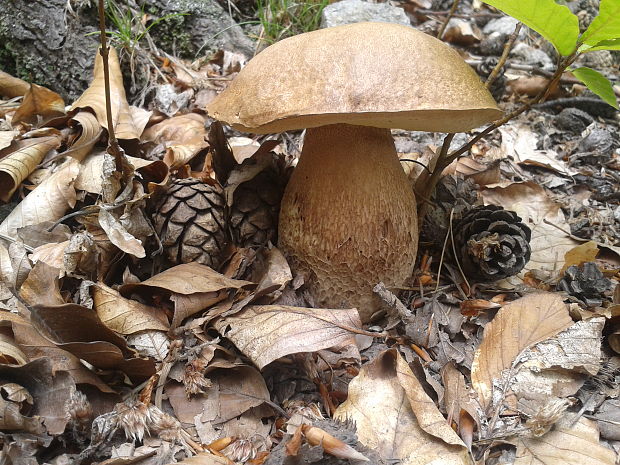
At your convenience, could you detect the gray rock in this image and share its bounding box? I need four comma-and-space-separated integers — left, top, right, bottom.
511, 43, 554, 70
142, 0, 254, 58
320, 0, 410, 29
482, 16, 521, 36
0, 0, 252, 102
0, 0, 99, 102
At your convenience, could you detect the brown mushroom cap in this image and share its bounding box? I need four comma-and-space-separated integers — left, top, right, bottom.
207, 22, 502, 134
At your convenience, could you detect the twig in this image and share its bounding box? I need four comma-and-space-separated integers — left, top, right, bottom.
449, 208, 470, 293
97, 0, 124, 175
417, 9, 502, 18
400, 158, 432, 174
417, 133, 454, 225
373, 282, 412, 324
0, 234, 35, 252
435, 210, 453, 293
437, 0, 461, 40
486, 23, 522, 90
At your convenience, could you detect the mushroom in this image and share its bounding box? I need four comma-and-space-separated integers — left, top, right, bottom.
207, 22, 501, 322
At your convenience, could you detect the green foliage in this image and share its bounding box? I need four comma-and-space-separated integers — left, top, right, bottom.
571, 67, 619, 109
103, 0, 186, 52
580, 0, 620, 46
257, 0, 329, 44
483, 0, 620, 109
482, 0, 579, 56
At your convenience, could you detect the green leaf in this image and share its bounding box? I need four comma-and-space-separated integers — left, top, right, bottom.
582, 38, 620, 52
581, 0, 620, 46
482, 0, 579, 56
571, 67, 619, 109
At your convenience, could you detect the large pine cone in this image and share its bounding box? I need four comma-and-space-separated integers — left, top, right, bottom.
228, 168, 283, 248
153, 178, 227, 269
454, 205, 531, 281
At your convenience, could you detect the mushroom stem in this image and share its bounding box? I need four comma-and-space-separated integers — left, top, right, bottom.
278, 123, 418, 322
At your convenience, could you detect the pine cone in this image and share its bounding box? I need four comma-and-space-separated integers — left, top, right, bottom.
228, 168, 283, 248
153, 178, 227, 269
454, 205, 531, 281
558, 262, 613, 307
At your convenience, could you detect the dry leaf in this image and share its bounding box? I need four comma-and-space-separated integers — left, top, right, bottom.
93, 282, 170, 334
0, 135, 63, 202
0, 70, 30, 98
443, 19, 482, 46
0, 131, 19, 151
471, 292, 572, 411
19, 260, 64, 307
70, 48, 141, 140
0, 158, 79, 239
75, 150, 167, 194
334, 349, 470, 465
442, 157, 501, 186
11, 84, 65, 126
98, 208, 146, 258
165, 452, 232, 464
213, 305, 361, 369
301, 424, 369, 461
513, 417, 615, 465
560, 241, 599, 275
441, 362, 481, 435
482, 181, 580, 281
63, 111, 103, 162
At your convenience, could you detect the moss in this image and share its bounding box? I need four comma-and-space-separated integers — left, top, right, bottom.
149, 12, 195, 57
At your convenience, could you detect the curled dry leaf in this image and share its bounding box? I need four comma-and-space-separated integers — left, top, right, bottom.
471, 292, 572, 411
560, 241, 599, 275
0, 135, 63, 202
334, 349, 470, 465
0, 131, 19, 151
165, 452, 233, 464
119, 262, 253, 329
30, 303, 156, 381
499, 124, 575, 176
0, 309, 113, 392
63, 111, 103, 162
0, 158, 79, 239
513, 417, 615, 465
0, 70, 30, 98
0, 357, 75, 435
142, 113, 208, 170
76, 150, 167, 195
93, 282, 170, 334
19, 260, 64, 307
70, 47, 141, 140
482, 181, 580, 281
301, 424, 369, 462
441, 362, 481, 436
213, 305, 361, 369
11, 83, 65, 126
98, 208, 146, 258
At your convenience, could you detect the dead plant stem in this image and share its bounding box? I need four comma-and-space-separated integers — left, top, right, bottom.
486, 23, 522, 90
437, 0, 461, 39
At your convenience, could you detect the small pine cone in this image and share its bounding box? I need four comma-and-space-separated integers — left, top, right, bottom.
153, 178, 227, 269
558, 262, 613, 307
454, 205, 531, 281
229, 168, 283, 248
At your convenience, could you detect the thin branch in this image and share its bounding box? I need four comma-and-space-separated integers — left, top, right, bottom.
437, 0, 461, 40
97, 0, 124, 174
486, 23, 522, 90
417, 133, 454, 225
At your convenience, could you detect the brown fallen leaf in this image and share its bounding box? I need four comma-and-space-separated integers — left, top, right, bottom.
334, 349, 470, 465
0, 310, 113, 392
560, 241, 599, 276
0, 70, 30, 98
93, 282, 170, 334
507, 75, 564, 99
513, 417, 615, 465
0, 135, 63, 202
11, 84, 65, 126
441, 362, 481, 439
63, 111, 103, 162
98, 207, 146, 258
471, 292, 572, 412
213, 305, 361, 369
30, 303, 156, 381
70, 47, 142, 140
0, 158, 79, 239
19, 261, 64, 307
75, 150, 167, 194
120, 262, 253, 329
301, 424, 369, 462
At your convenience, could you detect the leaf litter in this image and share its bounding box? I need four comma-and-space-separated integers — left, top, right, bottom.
0, 1, 619, 464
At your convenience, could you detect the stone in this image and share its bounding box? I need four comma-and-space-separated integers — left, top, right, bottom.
0, 0, 253, 101
320, 0, 410, 28
511, 43, 554, 70
482, 16, 521, 37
